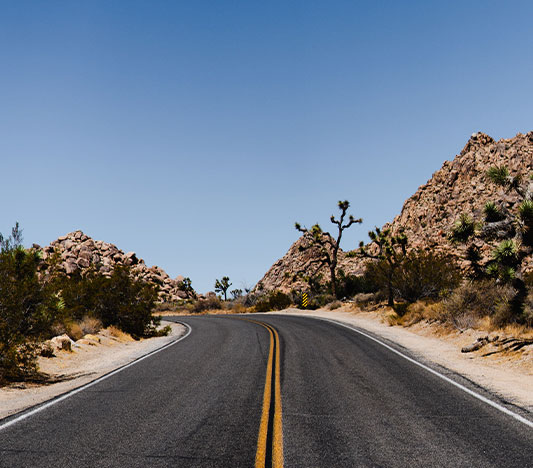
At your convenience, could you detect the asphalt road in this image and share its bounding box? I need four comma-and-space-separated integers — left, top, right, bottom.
1, 314, 532, 467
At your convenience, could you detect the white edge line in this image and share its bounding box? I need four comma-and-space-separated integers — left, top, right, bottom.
0, 322, 192, 432
309, 315, 533, 429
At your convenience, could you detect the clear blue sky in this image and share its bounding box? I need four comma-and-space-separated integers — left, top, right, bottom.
1, 1, 532, 293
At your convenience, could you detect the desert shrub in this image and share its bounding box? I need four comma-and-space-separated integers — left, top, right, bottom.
392, 250, 461, 303
107, 325, 133, 340
363, 260, 386, 292
327, 300, 342, 310
392, 302, 410, 317
192, 296, 223, 313
52, 266, 160, 339
352, 292, 380, 306
51, 270, 102, 321
0, 225, 62, 382
335, 271, 376, 299
254, 291, 292, 312
442, 280, 516, 329
79, 316, 102, 335
65, 322, 84, 341
522, 289, 533, 327
397, 301, 445, 326
226, 303, 249, 314
313, 294, 335, 308
94, 266, 160, 338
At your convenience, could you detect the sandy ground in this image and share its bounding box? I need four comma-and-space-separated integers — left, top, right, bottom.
0, 321, 186, 420
275, 307, 533, 413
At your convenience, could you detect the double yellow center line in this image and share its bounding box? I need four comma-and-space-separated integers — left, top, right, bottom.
242, 319, 284, 468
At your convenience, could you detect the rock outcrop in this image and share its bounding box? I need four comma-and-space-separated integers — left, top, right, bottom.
254, 234, 359, 294
255, 131, 533, 293
39, 231, 193, 302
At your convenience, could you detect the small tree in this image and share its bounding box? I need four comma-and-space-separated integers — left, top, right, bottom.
93, 265, 161, 338
355, 227, 407, 306
177, 277, 196, 298
295, 200, 362, 299
214, 276, 232, 301
0, 223, 61, 381
230, 288, 243, 300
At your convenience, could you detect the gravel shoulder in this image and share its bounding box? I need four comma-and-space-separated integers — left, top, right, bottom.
274, 307, 533, 413
0, 321, 186, 420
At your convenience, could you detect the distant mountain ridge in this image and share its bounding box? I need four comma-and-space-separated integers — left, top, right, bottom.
255, 131, 533, 293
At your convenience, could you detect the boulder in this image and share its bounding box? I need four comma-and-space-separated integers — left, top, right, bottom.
125, 251, 138, 266
50, 334, 74, 352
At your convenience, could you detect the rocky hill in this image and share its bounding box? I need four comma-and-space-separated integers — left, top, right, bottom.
37, 230, 193, 302
255, 131, 533, 293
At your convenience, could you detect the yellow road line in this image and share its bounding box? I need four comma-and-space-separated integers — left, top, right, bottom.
272, 325, 284, 468
233, 317, 284, 468
255, 323, 274, 468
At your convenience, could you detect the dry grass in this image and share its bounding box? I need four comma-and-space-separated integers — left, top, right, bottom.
382, 299, 533, 341
65, 322, 84, 341
106, 326, 134, 342
230, 303, 251, 314
327, 301, 343, 310
154, 302, 254, 315
79, 316, 102, 335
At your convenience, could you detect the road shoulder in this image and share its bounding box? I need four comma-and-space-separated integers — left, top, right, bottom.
0, 321, 186, 420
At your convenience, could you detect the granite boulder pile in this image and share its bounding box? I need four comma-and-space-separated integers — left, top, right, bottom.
38, 230, 193, 302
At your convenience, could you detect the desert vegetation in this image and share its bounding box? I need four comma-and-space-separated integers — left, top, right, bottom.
0, 224, 167, 384
270, 164, 533, 335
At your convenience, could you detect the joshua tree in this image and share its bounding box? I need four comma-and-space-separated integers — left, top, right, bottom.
230, 289, 243, 300
177, 277, 196, 298
355, 227, 408, 307
214, 276, 232, 301
295, 200, 362, 299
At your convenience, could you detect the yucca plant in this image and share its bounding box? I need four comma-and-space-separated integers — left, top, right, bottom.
519, 200, 533, 222
486, 166, 510, 186
450, 213, 476, 243
492, 239, 518, 266
483, 201, 504, 222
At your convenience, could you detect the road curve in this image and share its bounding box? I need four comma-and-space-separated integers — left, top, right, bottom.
0, 314, 532, 467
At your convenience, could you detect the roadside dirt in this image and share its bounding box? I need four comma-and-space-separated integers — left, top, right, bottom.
275, 306, 533, 413
0, 321, 186, 420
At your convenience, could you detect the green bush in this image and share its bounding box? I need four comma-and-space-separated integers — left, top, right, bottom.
335, 270, 376, 298
0, 226, 61, 382
254, 291, 292, 312
391, 250, 461, 303
192, 295, 223, 313
92, 266, 161, 338
52, 266, 161, 339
